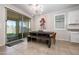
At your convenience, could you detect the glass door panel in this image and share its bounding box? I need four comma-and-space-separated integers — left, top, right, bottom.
7, 9, 21, 42
18, 17, 23, 39
7, 20, 17, 42
22, 16, 30, 38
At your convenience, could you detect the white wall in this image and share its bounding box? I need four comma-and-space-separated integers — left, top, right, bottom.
0, 4, 32, 46
0, 5, 6, 46
30, 16, 36, 31
32, 6, 79, 41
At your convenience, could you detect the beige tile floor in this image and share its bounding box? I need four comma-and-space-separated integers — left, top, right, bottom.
0, 40, 79, 55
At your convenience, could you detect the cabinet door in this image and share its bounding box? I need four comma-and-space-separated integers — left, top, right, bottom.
71, 32, 79, 43
68, 10, 79, 24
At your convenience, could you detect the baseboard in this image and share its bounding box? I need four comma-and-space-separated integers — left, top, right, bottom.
56, 38, 70, 41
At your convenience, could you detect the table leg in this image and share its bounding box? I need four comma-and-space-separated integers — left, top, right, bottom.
48, 38, 51, 48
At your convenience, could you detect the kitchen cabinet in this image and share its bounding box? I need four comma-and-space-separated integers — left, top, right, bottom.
70, 32, 79, 43
68, 10, 79, 24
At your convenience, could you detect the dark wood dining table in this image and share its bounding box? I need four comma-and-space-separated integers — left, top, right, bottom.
27, 31, 56, 48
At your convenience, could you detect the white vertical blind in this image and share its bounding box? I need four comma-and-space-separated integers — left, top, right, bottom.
55, 15, 65, 29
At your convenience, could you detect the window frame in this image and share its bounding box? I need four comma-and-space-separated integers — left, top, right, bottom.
54, 13, 66, 30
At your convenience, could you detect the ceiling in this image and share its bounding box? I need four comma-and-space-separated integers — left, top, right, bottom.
12, 4, 79, 16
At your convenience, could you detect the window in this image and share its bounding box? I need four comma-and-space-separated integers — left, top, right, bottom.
55, 14, 65, 30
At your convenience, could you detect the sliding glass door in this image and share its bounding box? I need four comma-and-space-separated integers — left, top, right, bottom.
7, 9, 21, 42
6, 8, 31, 43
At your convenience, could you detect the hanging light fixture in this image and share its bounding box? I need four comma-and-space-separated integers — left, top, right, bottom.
29, 4, 43, 15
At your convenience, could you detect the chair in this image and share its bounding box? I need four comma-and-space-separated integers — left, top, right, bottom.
50, 32, 56, 45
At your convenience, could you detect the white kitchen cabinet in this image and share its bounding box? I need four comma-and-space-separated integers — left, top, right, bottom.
67, 10, 79, 31
68, 10, 79, 24
70, 32, 79, 43
67, 24, 79, 31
